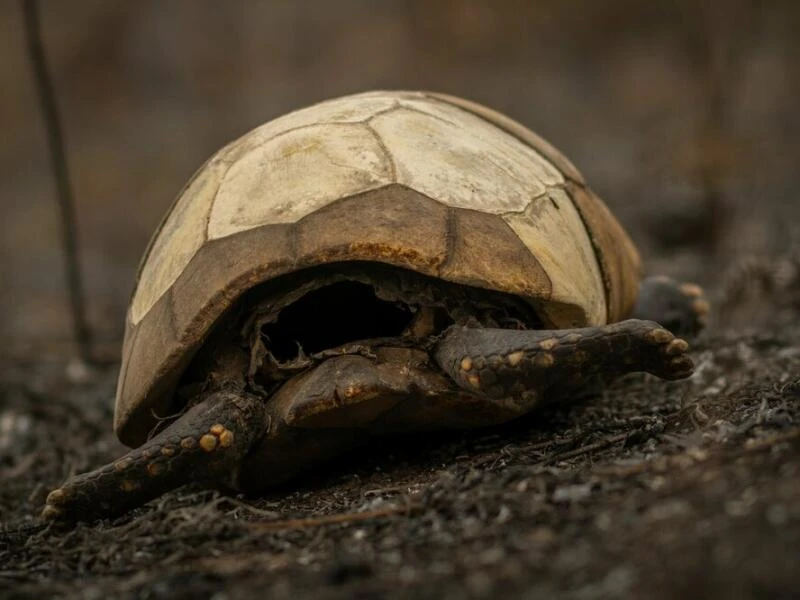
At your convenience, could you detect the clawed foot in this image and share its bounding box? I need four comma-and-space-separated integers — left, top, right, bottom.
435, 319, 695, 403
633, 276, 709, 337
41, 391, 266, 524
636, 323, 694, 380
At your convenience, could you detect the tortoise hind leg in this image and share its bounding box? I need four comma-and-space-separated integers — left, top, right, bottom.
435, 319, 694, 403
632, 276, 709, 337
42, 390, 267, 524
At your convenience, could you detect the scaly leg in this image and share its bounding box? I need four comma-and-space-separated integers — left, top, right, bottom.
42, 390, 267, 523
435, 319, 693, 403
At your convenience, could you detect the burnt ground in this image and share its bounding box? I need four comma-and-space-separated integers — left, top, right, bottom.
1, 253, 799, 599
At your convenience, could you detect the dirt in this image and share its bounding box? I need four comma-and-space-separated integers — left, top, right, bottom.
2, 2, 800, 599
2, 256, 799, 599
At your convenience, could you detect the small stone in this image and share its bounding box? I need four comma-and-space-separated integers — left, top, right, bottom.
766, 504, 789, 526
552, 482, 593, 503
65, 358, 94, 385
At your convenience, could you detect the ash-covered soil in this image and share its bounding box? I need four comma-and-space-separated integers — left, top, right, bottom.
1, 254, 799, 599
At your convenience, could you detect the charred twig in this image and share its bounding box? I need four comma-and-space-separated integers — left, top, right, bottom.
0, 522, 48, 549
22, 0, 92, 363
363, 484, 422, 497
742, 428, 800, 452
543, 433, 628, 465
680, 0, 758, 255
250, 502, 420, 531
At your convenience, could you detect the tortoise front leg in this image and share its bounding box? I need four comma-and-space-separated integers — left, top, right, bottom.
42, 390, 267, 523
435, 319, 693, 403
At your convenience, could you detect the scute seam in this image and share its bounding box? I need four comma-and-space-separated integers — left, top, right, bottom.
287, 222, 300, 272
565, 183, 612, 321
203, 153, 239, 244
363, 101, 401, 123
131, 141, 241, 323
421, 92, 575, 184
499, 182, 570, 217
236, 120, 373, 159
164, 288, 180, 341
130, 152, 221, 301
391, 102, 459, 126
439, 207, 459, 275
365, 123, 398, 182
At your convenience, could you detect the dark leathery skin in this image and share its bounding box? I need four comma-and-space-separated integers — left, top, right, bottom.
632, 276, 709, 337
435, 319, 694, 400
42, 390, 267, 523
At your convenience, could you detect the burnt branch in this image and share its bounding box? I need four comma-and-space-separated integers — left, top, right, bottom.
22, 0, 92, 363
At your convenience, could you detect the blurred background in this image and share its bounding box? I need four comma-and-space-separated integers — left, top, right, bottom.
2, 0, 798, 362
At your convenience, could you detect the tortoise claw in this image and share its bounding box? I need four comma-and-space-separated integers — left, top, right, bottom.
642, 326, 694, 380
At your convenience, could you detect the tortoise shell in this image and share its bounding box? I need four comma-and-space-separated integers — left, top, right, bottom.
116, 90, 641, 446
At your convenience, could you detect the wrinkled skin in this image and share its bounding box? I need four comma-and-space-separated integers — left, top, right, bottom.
42, 276, 707, 524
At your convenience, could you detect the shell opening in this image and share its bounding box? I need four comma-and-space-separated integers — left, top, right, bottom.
261, 280, 416, 363
176, 263, 544, 405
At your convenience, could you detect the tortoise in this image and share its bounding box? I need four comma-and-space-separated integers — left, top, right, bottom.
42, 91, 708, 523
